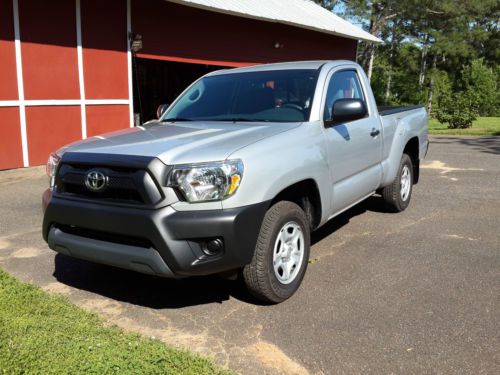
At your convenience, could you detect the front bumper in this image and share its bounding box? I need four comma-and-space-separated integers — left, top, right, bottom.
42, 190, 269, 277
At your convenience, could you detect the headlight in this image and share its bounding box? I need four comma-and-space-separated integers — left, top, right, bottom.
46, 153, 61, 191
167, 160, 243, 202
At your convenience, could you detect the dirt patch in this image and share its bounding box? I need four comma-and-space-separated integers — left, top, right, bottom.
0, 166, 45, 186
443, 234, 479, 241
250, 341, 310, 375
80, 298, 125, 317
0, 239, 9, 250
115, 316, 211, 353
11, 247, 44, 258
421, 160, 484, 174
42, 282, 73, 295
74, 296, 302, 374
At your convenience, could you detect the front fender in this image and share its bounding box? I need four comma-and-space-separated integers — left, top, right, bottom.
223, 123, 332, 223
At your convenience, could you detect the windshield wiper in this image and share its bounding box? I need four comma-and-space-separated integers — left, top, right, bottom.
161, 117, 193, 122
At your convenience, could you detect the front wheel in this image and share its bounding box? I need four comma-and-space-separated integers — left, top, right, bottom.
243, 201, 310, 304
381, 153, 414, 212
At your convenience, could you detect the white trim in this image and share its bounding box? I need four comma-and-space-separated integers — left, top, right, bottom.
126, 0, 134, 127
0, 100, 20, 107
75, 0, 87, 139
12, 0, 29, 167
0, 99, 130, 107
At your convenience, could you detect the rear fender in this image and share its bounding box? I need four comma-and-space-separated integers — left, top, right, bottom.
380, 110, 427, 187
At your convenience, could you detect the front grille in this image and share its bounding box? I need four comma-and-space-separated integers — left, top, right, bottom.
56, 163, 162, 205
56, 224, 154, 249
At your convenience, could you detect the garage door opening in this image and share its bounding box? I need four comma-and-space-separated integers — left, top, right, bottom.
132, 58, 227, 124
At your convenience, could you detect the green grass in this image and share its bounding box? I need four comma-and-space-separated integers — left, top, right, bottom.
0, 269, 231, 375
429, 117, 500, 136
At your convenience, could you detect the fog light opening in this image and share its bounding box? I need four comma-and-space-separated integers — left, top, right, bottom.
203, 238, 224, 256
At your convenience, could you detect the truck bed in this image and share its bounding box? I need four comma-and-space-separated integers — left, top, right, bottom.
378, 105, 424, 116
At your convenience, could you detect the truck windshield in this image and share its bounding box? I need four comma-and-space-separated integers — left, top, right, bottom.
162, 69, 319, 123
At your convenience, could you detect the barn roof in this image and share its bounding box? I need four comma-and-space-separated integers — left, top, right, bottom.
166, 0, 382, 43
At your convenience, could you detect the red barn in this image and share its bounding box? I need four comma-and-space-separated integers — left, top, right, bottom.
0, 0, 379, 170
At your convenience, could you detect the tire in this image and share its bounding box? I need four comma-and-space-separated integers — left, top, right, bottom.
243, 201, 310, 304
381, 153, 414, 212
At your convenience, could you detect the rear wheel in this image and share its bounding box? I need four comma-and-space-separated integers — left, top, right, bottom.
243, 201, 310, 303
382, 153, 414, 212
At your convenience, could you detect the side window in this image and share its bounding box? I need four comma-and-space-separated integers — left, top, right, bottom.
323, 70, 365, 121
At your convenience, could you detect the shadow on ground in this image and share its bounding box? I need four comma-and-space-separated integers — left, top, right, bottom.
54, 196, 389, 309
431, 135, 500, 155
312, 195, 388, 245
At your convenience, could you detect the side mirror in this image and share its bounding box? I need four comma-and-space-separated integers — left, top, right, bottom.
156, 104, 170, 119
327, 99, 367, 126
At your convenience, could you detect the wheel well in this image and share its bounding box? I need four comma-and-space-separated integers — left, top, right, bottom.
404, 137, 420, 184
271, 179, 322, 230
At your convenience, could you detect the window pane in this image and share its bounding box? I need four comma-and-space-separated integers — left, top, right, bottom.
324, 71, 365, 120
165, 69, 319, 123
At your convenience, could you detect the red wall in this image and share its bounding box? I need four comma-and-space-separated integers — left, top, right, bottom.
26, 106, 82, 165
81, 0, 128, 99
0, 107, 23, 169
0, 0, 130, 170
81, 0, 130, 142
0, 0, 23, 169
16, 0, 82, 165
133, 0, 358, 66
86, 105, 130, 138
0, 0, 18, 100
19, 0, 80, 100
0, 0, 359, 170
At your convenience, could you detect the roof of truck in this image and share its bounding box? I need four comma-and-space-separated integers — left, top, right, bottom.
207, 60, 356, 75
166, 0, 382, 43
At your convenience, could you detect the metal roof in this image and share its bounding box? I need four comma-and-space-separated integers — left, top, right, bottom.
166, 0, 382, 43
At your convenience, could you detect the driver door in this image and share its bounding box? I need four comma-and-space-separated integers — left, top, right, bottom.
323, 69, 383, 214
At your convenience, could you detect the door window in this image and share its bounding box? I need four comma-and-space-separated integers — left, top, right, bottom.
324, 70, 365, 121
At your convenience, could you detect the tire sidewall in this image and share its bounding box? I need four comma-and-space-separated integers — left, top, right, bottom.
265, 204, 310, 301
397, 154, 413, 210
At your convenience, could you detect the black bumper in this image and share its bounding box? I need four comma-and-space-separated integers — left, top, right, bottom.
42, 190, 269, 277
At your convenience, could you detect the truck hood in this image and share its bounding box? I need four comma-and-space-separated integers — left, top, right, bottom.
59, 121, 300, 165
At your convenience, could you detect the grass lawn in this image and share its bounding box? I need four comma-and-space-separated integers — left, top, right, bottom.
0, 269, 231, 375
429, 117, 500, 136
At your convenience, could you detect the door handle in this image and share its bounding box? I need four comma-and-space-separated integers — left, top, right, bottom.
370, 128, 380, 137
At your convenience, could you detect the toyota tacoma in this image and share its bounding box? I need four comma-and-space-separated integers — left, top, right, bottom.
43, 61, 428, 303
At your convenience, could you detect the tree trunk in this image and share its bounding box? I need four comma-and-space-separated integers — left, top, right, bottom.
385, 33, 397, 104
384, 73, 392, 104
427, 54, 438, 114
362, 14, 376, 82
419, 35, 429, 88
366, 44, 375, 82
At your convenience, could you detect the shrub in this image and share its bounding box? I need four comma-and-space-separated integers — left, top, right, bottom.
435, 92, 479, 129
459, 59, 498, 116
431, 70, 453, 113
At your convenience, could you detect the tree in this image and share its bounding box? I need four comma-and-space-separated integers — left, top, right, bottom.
314, 0, 499, 113
459, 59, 498, 116
428, 69, 452, 114
343, 1, 404, 81
312, 0, 342, 10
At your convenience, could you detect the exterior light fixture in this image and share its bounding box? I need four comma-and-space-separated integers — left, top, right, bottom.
129, 32, 143, 52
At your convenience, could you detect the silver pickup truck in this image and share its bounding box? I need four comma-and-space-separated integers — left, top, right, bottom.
43, 60, 428, 303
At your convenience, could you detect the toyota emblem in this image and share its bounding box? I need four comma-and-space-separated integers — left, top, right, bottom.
84, 170, 108, 192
